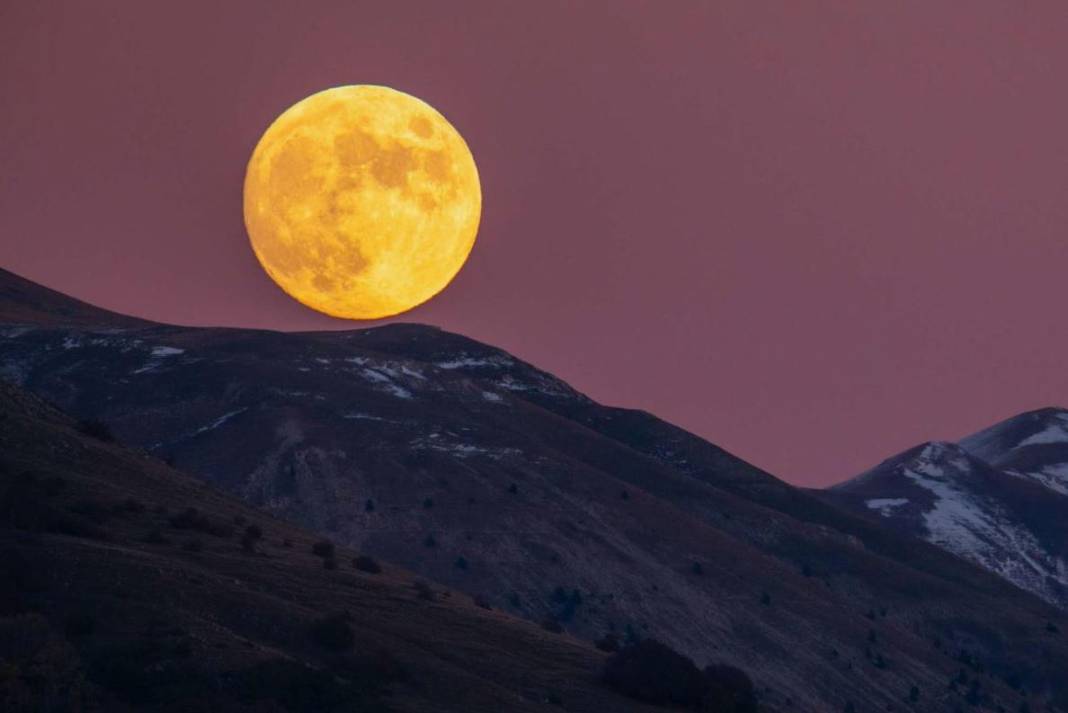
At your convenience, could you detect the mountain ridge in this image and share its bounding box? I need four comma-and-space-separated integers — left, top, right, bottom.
829, 411, 1068, 611
3, 266, 1067, 711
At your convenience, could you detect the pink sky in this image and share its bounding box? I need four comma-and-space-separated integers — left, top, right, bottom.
3, 1, 1067, 486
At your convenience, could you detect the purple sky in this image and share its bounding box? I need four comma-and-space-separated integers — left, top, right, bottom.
3, 1, 1067, 486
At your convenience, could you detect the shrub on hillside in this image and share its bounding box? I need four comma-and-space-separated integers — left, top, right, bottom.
168, 507, 231, 537
77, 418, 115, 442
595, 633, 621, 653
593, 636, 619, 653
602, 639, 757, 712
241, 524, 262, 553
142, 528, 169, 545
115, 497, 145, 515
308, 612, 354, 652
69, 499, 111, 525
413, 580, 435, 601
64, 611, 96, 639
541, 618, 563, 634
603, 639, 707, 708
704, 663, 757, 712
311, 539, 335, 558
353, 555, 381, 574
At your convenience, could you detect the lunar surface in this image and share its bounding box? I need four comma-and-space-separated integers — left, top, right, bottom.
243, 85, 481, 319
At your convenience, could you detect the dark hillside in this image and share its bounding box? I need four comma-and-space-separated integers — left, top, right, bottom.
0, 380, 667, 712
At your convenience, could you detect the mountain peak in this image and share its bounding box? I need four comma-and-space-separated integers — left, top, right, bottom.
960, 407, 1068, 468
829, 412, 1068, 611
0, 266, 148, 328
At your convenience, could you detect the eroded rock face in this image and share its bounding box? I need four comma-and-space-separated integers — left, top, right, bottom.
3, 266, 1068, 712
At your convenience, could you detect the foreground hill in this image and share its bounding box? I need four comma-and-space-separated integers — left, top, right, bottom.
828, 411, 1068, 611
3, 267, 1067, 711
0, 380, 668, 712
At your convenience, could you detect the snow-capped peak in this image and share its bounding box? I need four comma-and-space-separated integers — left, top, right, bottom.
959, 407, 1068, 464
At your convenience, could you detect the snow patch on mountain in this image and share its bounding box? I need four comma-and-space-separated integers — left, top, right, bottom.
1018, 413, 1068, 447
865, 498, 908, 516
878, 442, 1068, 608
360, 368, 412, 400
133, 344, 187, 374
409, 434, 521, 460
435, 355, 514, 370
193, 408, 246, 436
1011, 465, 1068, 496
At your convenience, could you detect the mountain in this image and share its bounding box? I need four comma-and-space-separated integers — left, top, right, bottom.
3, 266, 1068, 712
827, 439, 1068, 611
960, 408, 1068, 496
0, 268, 146, 329
0, 379, 664, 713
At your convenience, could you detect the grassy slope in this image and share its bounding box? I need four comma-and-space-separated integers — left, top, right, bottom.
0, 381, 663, 713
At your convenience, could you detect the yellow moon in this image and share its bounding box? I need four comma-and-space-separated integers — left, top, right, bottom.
243, 85, 481, 319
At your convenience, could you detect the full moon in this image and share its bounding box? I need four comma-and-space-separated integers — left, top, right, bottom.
243, 85, 481, 319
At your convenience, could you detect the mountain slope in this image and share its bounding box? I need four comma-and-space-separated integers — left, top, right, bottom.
3, 266, 1067, 712
828, 440, 1068, 610
0, 267, 146, 328
960, 407, 1068, 496
0, 379, 669, 713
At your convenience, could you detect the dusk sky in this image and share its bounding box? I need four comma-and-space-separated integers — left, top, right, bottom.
3, 1, 1067, 486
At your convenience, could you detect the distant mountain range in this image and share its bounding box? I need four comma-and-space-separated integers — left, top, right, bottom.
2, 266, 1067, 712
828, 410, 1068, 610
